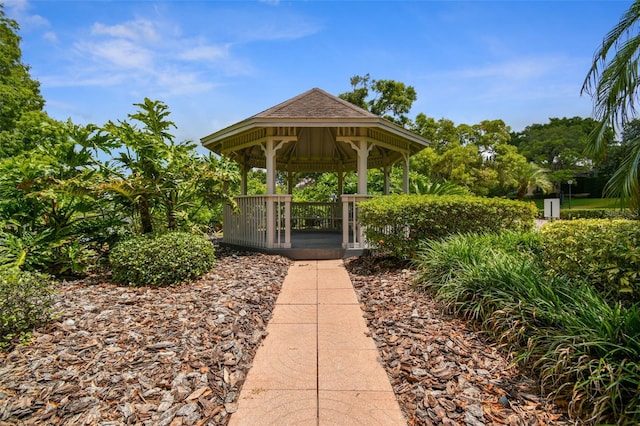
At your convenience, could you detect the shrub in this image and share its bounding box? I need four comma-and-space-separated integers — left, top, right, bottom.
413, 232, 640, 424
559, 209, 636, 220
359, 194, 537, 259
0, 268, 55, 350
540, 219, 640, 301
110, 232, 216, 287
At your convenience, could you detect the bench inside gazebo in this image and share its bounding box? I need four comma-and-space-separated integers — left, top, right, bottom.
200, 88, 430, 259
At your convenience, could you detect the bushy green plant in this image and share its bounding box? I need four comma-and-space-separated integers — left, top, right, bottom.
109, 232, 216, 286
413, 232, 640, 424
541, 219, 640, 300
559, 209, 636, 220
0, 267, 55, 350
359, 194, 537, 259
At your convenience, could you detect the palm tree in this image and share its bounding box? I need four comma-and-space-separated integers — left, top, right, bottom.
514, 162, 552, 200
582, 1, 640, 213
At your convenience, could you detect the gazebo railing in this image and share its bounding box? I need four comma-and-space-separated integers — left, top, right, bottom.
290, 202, 341, 231
223, 194, 372, 250
223, 195, 291, 249
341, 194, 372, 249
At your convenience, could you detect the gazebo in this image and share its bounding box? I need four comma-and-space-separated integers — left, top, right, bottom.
201, 88, 430, 259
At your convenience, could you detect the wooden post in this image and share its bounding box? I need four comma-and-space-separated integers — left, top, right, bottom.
241, 164, 248, 195
402, 152, 410, 194
287, 171, 294, 194
383, 165, 390, 195
262, 138, 291, 248
357, 140, 369, 195
346, 139, 371, 196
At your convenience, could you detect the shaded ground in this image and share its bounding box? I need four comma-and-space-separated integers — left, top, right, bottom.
345, 255, 569, 426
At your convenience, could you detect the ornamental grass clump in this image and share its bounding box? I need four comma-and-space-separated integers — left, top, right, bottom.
0, 267, 55, 350
109, 232, 216, 287
413, 231, 640, 424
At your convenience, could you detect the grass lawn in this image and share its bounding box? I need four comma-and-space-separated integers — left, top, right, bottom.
533, 198, 627, 210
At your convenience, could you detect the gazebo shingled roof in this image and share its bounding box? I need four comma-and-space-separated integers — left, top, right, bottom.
201, 88, 430, 173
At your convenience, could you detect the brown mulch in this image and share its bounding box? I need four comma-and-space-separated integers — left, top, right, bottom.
0, 248, 292, 426
1, 250, 571, 425
345, 255, 570, 426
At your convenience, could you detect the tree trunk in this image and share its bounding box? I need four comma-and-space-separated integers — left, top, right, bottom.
139, 197, 153, 234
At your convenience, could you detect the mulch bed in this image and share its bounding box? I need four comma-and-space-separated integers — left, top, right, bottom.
0, 249, 291, 426
1, 250, 570, 425
345, 255, 569, 426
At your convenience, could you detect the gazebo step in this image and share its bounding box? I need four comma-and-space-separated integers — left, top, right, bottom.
220, 242, 370, 260
268, 247, 346, 260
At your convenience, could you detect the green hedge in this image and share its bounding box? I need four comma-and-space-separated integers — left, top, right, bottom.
1, 268, 55, 350
541, 219, 640, 300
110, 232, 216, 287
359, 194, 537, 259
559, 209, 636, 220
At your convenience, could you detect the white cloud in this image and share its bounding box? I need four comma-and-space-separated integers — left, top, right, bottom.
43, 31, 57, 43
451, 56, 566, 81
4, 0, 50, 30
178, 44, 229, 62
3, 0, 29, 14
33, 5, 317, 98
76, 38, 154, 70
91, 19, 159, 43
41, 73, 126, 88
154, 69, 216, 96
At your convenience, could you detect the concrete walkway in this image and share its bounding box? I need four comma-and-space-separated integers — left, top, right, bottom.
229, 260, 406, 425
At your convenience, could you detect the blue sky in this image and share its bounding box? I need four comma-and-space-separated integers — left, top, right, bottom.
4, 0, 632, 147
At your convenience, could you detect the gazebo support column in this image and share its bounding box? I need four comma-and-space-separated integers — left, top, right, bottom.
240, 164, 248, 195
342, 139, 373, 249
262, 138, 291, 248
347, 139, 372, 195
402, 152, 410, 194
287, 171, 294, 194
383, 165, 390, 195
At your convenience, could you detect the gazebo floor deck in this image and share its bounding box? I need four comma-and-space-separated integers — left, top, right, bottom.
220, 231, 367, 260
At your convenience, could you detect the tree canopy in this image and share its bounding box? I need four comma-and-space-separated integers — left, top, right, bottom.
0, 5, 44, 156
510, 117, 605, 185
339, 74, 417, 127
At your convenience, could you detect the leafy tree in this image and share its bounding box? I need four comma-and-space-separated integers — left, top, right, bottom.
0, 119, 117, 273
510, 117, 603, 185
472, 120, 511, 156
513, 162, 553, 200
339, 74, 417, 127
412, 115, 460, 153
430, 144, 497, 195
101, 98, 239, 234
485, 143, 527, 196
410, 147, 439, 179
0, 5, 45, 156
410, 117, 533, 197
293, 172, 356, 202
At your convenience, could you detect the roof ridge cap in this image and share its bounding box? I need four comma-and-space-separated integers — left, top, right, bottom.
310, 87, 378, 118
252, 87, 378, 119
